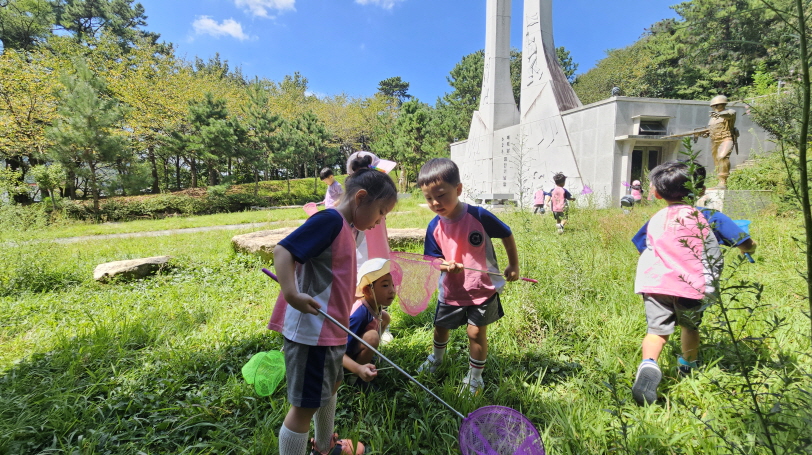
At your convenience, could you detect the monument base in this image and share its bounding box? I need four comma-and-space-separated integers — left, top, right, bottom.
697, 189, 772, 219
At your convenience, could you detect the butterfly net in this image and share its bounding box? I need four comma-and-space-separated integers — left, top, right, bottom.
303, 202, 318, 217
242, 351, 286, 397
459, 406, 546, 455
388, 252, 442, 316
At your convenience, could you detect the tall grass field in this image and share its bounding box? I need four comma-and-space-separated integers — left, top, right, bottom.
1, 196, 809, 454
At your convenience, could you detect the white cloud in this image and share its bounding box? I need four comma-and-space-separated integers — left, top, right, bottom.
355, 0, 405, 9
235, 0, 296, 18
192, 16, 250, 40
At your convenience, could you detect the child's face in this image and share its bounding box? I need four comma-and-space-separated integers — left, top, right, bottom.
321, 176, 335, 185
352, 191, 396, 231
366, 273, 396, 308
421, 181, 462, 218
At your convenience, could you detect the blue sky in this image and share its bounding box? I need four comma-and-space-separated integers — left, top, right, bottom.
137, 0, 679, 103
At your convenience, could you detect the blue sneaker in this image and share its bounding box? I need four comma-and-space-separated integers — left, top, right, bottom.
632, 360, 661, 405
677, 356, 698, 377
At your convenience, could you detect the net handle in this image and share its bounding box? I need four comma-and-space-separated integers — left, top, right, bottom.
261, 268, 465, 420
440, 263, 540, 284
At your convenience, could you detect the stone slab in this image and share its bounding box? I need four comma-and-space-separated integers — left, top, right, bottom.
94, 256, 172, 282
697, 189, 773, 220
231, 228, 426, 263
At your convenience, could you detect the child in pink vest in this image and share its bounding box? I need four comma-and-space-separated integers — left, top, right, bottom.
547, 172, 575, 234
270, 165, 398, 455
416, 158, 520, 396
631, 161, 720, 406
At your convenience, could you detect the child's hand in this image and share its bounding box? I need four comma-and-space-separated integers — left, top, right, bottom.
356, 364, 378, 382
442, 261, 464, 274
286, 292, 321, 315
503, 264, 519, 282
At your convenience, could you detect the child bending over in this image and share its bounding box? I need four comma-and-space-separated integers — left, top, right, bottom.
269, 164, 397, 454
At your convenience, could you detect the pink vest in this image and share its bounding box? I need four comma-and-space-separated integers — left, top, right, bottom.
551, 187, 567, 212
268, 217, 357, 346
635, 205, 720, 299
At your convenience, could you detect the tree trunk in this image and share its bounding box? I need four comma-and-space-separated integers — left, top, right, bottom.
148, 145, 160, 194
66, 167, 77, 199
175, 156, 182, 190
190, 157, 198, 188
88, 160, 100, 223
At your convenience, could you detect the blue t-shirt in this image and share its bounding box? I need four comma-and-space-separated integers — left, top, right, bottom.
278, 209, 345, 263
631, 207, 750, 253
346, 301, 375, 357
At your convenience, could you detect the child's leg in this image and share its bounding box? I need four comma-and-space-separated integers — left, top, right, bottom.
280, 406, 317, 455
354, 329, 381, 366
311, 381, 342, 451
641, 333, 669, 361
680, 326, 699, 363
467, 324, 487, 381
433, 326, 451, 361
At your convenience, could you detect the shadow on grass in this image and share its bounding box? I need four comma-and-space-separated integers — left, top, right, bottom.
0, 321, 287, 455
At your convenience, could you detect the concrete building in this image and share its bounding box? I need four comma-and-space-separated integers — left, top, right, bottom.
451, 0, 774, 207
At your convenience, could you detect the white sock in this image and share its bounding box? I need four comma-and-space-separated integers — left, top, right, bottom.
312, 393, 337, 451
433, 338, 448, 363
469, 357, 486, 380
279, 424, 309, 455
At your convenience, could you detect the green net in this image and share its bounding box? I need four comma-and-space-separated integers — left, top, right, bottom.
242, 351, 286, 397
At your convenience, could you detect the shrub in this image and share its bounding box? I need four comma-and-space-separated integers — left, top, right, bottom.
728, 150, 800, 215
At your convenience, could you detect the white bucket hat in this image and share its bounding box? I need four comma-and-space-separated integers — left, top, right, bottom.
356, 258, 392, 297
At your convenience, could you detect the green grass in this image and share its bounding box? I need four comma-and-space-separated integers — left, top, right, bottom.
0, 199, 810, 454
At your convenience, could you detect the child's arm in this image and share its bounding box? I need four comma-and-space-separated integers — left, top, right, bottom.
501, 234, 520, 281
342, 355, 378, 382
273, 245, 321, 315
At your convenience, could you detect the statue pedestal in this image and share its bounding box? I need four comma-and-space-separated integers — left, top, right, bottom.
697, 189, 772, 219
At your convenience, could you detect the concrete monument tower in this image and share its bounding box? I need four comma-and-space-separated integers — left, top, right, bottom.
452, 0, 583, 204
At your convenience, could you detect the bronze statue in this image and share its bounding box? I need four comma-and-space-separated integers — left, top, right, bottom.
702, 95, 738, 188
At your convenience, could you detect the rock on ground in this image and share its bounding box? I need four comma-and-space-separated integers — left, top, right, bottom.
94, 256, 172, 282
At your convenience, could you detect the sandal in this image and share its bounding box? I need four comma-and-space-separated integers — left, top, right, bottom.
310, 433, 367, 455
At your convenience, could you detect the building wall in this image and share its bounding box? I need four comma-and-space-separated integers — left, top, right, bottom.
561, 97, 775, 206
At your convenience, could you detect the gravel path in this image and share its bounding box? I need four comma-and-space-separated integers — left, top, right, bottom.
52, 222, 283, 244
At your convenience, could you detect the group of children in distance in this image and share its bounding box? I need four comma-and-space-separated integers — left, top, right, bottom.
270, 152, 757, 454
533, 172, 576, 233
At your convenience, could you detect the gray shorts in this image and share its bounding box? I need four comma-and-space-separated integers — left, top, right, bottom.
283, 338, 345, 408
434, 293, 504, 329
643, 293, 704, 336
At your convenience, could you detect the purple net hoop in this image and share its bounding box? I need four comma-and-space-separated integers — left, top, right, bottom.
459, 406, 545, 455
388, 252, 443, 316
581, 185, 593, 195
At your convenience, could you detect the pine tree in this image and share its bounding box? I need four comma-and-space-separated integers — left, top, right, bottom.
47, 58, 127, 220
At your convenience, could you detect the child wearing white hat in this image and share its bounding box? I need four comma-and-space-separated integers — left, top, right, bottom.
343, 258, 396, 389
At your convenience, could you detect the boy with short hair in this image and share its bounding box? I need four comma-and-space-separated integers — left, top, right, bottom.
632, 161, 722, 406
344, 258, 395, 389
416, 158, 519, 395
631, 161, 757, 376
319, 167, 343, 209
547, 172, 575, 233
